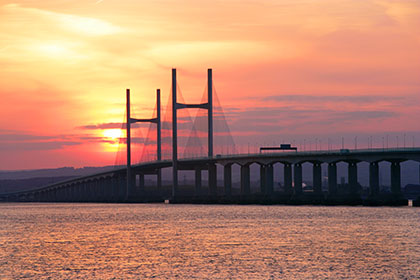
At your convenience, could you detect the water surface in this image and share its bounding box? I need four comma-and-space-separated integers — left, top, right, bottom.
0, 204, 419, 279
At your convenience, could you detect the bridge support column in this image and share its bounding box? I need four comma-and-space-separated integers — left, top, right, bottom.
157, 169, 162, 194
64, 187, 70, 202
96, 180, 102, 202
88, 181, 94, 202
68, 185, 74, 202
79, 183, 85, 202
266, 164, 274, 194
56, 188, 63, 202
65, 187, 71, 202
90, 182, 96, 202
294, 163, 302, 195
224, 165, 232, 196
43, 190, 49, 202
77, 184, 83, 202
138, 173, 145, 194
348, 162, 358, 195
73, 185, 78, 202
208, 163, 217, 196
328, 163, 337, 196
103, 178, 111, 201
390, 161, 401, 194
119, 175, 126, 201
98, 180, 105, 202
84, 182, 90, 202
284, 163, 292, 194
44, 190, 49, 202
260, 165, 266, 194
195, 167, 202, 196
313, 162, 322, 194
240, 165, 250, 195
60, 188, 65, 202
110, 177, 116, 201
369, 162, 379, 196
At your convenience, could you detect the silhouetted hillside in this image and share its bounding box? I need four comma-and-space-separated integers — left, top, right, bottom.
0, 166, 116, 180
0, 176, 76, 193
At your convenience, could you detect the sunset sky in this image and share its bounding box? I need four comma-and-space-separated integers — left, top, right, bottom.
1, 0, 419, 170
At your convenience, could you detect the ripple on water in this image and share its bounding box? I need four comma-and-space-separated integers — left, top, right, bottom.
0, 203, 419, 279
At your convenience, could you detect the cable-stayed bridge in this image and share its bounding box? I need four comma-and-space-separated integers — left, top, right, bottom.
2, 69, 420, 205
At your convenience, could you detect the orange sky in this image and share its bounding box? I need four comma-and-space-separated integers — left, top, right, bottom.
0, 0, 419, 170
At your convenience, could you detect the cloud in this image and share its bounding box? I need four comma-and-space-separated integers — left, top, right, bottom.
263, 94, 406, 104
0, 141, 81, 151
77, 122, 152, 130
0, 134, 55, 142
2, 3, 123, 36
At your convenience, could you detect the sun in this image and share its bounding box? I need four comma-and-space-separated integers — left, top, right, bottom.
103, 129, 123, 140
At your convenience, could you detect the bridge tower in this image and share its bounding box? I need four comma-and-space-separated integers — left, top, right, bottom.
172, 69, 214, 198
126, 89, 161, 200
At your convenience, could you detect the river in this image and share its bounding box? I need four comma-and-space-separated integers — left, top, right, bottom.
0, 203, 419, 279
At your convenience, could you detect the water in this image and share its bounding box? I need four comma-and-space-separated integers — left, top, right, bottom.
0, 204, 419, 279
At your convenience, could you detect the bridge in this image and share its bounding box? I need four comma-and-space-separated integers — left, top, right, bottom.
2, 69, 420, 205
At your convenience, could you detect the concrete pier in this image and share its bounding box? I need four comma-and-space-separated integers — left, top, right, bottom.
195, 167, 202, 195
138, 173, 145, 194
224, 165, 232, 196
241, 164, 250, 195
284, 163, 292, 194
293, 163, 303, 195
328, 163, 337, 195
313, 162, 322, 194
369, 162, 379, 196
348, 162, 358, 194
391, 161, 401, 194
208, 163, 217, 196
260, 165, 266, 194
266, 164, 274, 194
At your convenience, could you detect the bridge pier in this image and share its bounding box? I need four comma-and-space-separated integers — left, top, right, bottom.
85, 182, 91, 202
294, 163, 302, 195
77, 184, 83, 202
103, 178, 111, 201
313, 162, 322, 194
266, 164, 274, 194
284, 163, 292, 194
348, 162, 358, 195
390, 161, 401, 194
56, 187, 63, 202
95, 180, 101, 202
208, 163, 217, 196
63, 187, 68, 201
260, 165, 266, 194
138, 173, 145, 194
43, 190, 49, 202
98, 179, 105, 202
260, 164, 273, 195
68, 184, 74, 202
111, 176, 118, 202
224, 165, 232, 196
195, 167, 202, 196
88, 182, 94, 202
328, 163, 337, 196
369, 162, 379, 196
119, 175, 126, 201
241, 164, 251, 195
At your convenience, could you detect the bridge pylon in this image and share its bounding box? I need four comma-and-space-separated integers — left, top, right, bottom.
172, 69, 214, 198
126, 89, 161, 201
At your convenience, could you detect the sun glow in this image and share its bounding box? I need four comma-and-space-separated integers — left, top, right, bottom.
101, 129, 124, 152
103, 129, 123, 140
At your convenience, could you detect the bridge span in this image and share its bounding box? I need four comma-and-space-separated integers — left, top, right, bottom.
2, 148, 420, 204
2, 68, 419, 205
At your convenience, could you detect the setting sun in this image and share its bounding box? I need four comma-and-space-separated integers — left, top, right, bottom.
103, 129, 122, 140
